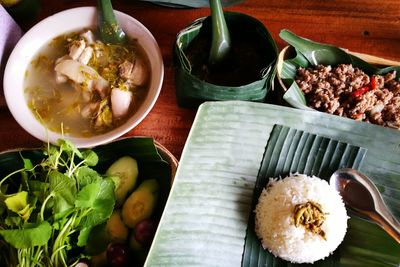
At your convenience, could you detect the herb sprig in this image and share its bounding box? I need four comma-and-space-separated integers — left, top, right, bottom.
0, 139, 116, 267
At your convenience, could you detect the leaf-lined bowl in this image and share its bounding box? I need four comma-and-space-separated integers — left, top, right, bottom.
276, 30, 400, 111
174, 12, 278, 108
0, 137, 178, 265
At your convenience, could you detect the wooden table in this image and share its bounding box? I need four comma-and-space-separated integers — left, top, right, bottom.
1, 0, 400, 159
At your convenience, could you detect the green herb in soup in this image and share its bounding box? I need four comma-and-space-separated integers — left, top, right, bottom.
25, 29, 150, 137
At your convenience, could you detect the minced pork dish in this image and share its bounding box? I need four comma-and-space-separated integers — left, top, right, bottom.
295, 64, 400, 129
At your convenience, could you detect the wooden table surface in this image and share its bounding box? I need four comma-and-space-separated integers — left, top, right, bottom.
1, 0, 400, 159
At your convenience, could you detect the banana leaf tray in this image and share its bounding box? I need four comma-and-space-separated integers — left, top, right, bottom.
146, 101, 400, 267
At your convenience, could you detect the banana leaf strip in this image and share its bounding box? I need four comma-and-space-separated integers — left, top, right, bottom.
139, 0, 244, 8
278, 29, 400, 109
242, 124, 400, 267
174, 12, 277, 108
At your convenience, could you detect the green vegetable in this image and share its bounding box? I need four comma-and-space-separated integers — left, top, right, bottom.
84, 223, 109, 256
122, 179, 159, 228
106, 209, 129, 243
106, 156, 139, 206
4, 191, 33, 221
0, 139, 116, 267
0, 221, 52, 249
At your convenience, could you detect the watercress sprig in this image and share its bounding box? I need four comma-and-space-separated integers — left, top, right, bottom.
0, 139, 116, 267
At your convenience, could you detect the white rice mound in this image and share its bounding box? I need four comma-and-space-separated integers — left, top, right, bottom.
254, 174, 348, 264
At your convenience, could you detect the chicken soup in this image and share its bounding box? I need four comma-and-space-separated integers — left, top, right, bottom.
24, 29, 150, 137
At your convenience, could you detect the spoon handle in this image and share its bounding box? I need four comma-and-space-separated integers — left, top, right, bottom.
372, 211, 400, 243
208, 0, 231, 66
97, 0, 126, 44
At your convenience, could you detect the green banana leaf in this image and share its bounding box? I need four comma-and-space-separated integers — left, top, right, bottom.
146, 101, 400, 267
139, 0, 244, 8
174, 12, 278, 108
278, 29, 400, 109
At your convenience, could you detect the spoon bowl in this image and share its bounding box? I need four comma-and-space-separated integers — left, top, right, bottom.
330, 168, 400, 243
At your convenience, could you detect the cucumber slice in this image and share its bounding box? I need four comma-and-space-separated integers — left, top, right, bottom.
106, 156, 139, 206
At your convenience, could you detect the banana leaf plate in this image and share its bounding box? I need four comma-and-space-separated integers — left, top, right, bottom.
276, 30, 400, 112
146, 101, 400, 267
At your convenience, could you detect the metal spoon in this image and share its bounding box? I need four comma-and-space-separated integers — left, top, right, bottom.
330, 168, 400, 243
97, 0, 126, 44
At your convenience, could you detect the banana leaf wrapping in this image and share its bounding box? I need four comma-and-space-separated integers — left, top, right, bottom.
174, 12, 278, 108
277, 30, 400, 110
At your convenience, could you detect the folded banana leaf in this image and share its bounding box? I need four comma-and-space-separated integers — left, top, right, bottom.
278, 29, 400, 109
174, 12, 278, 108
139, 0, 244, 8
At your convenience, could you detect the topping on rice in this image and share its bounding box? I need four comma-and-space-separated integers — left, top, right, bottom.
293, 201, 326, 240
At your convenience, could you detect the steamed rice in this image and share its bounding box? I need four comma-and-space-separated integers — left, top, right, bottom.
254, 174, 348, 264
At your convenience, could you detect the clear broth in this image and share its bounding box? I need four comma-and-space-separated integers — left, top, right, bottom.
24, 30, 151, 137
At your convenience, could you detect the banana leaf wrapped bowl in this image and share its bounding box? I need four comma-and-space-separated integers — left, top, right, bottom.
174, 12, 278, 108
0, 137, 178, 266
277, 30, 400, 130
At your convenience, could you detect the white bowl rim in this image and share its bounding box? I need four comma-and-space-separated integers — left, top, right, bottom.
3, 6, 164, 148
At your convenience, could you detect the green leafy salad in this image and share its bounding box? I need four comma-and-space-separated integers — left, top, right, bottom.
0, 137, 172, 267
0, 140, 115, 266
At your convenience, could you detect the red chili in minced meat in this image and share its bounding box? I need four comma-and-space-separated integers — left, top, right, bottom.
295, 64, 400, 129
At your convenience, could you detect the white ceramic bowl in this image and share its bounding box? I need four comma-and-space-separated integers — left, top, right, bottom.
4, 7, 164, 148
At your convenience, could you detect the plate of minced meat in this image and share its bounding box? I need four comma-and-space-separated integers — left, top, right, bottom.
295, 64, 400, 129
